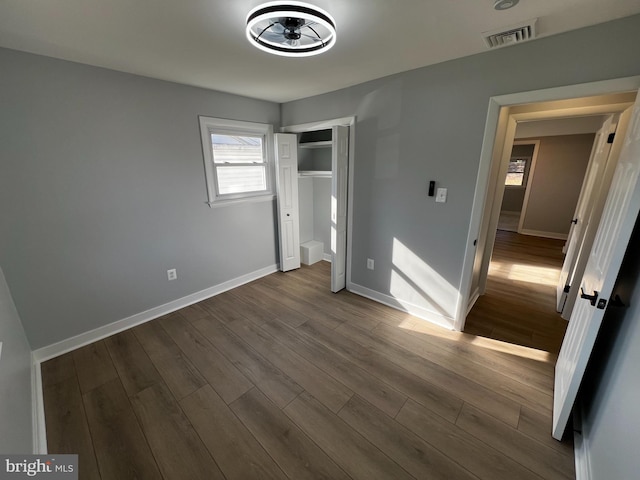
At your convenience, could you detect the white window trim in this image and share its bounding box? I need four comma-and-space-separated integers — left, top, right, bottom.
199, 116, 275, 207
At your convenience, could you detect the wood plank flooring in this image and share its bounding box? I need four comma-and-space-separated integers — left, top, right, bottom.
42, 260, 574, 479
466, 230, 569, 354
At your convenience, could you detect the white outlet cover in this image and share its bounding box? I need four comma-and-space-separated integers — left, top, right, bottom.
167, 269, 177, 281
436, 187, 447, 203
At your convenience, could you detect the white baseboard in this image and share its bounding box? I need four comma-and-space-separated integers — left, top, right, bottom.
467, 287, 481, 315
322, 253, 332, 262
347, 282, 455, 330
30, 263, 278, 453
519, 229, 568, 241
32, 264, 278, 363
574, 401, 592, 480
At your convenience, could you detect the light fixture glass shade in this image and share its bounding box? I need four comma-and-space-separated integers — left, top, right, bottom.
246, 1, 337, 57
494, 0, 520, 10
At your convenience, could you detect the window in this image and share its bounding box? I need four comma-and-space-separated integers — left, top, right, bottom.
505, 156, 531, 187
199, 116, 274, 205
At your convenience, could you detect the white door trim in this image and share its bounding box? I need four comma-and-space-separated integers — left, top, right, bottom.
516, 140, 541, 233
454, 75, 640, 332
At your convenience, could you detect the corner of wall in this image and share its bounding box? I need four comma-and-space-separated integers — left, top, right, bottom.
573, 401, 593, 480
31, 356, 47, 454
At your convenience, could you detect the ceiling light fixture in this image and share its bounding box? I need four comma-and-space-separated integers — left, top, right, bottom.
494, 0, 520, 10
246, 1, 337, 57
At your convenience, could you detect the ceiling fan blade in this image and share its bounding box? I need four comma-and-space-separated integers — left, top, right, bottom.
260, 31, 286, 43
300, 33, 322, 41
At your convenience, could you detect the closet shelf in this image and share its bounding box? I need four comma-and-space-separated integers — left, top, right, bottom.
299, 140, 332, 149
298, 170, 331, 178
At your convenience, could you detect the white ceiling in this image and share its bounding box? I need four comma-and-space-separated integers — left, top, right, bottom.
1, 1, 640, 103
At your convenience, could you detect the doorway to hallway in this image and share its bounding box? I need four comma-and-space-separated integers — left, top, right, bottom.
465, 231, 567, 354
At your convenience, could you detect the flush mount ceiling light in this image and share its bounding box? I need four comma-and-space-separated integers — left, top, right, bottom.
494, 0, 520, 10
246, 1, 337, 57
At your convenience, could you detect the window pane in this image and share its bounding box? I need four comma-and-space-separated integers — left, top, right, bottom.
211, 134, 264, 164
505, 173, 524, 186
216, 166, 266, 195
505, 157, 527, 186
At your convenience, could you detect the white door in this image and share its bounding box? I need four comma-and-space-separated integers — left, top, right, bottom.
274, 133, 301, 272
553, 92, 640, 440
556, 116, 616, 312
331, 126, 349, 292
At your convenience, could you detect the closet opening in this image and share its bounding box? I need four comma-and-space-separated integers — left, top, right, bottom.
276, 117, 355, 293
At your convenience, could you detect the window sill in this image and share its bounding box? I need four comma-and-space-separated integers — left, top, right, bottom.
206, 194, 276, 208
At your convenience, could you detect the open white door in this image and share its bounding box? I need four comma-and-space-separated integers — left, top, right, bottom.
556, 116, 616, 312
553, 91, 640, 440
331, 125, 349, 292
274, 133, 301, 272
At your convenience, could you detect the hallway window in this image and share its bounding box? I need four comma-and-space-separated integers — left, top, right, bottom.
505, 156, 531, 186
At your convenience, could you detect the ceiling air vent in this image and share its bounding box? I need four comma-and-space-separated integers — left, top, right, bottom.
483, 18, 537, 49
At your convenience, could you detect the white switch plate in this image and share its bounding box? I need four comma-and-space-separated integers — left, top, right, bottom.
167, 268, 177, 281
436, 187, 447, 203
367, 258, 375, 270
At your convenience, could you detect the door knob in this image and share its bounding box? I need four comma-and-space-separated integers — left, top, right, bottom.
580, 288, 599, 306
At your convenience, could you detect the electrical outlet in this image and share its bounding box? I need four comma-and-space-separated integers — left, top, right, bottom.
167, 268, 177, 281
367, 258, 375, 270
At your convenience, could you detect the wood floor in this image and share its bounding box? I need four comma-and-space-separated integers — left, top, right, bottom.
466, 230, 569, 354
42, 260, 574, 479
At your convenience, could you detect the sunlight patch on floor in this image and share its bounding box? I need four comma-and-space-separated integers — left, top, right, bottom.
490, 261, 560, 287
397, 316, 555, 364
466, 334, 556, 363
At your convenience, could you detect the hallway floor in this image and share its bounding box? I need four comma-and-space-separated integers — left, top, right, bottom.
465, 231, 569, 354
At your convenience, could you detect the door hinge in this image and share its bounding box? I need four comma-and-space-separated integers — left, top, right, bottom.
609, 294, 626, 308
607, 133, 616, 144
563, 284, 571, 293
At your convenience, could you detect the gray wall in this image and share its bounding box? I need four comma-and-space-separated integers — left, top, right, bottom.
313, 178, 332, 256
0, 266, 33, 453
0, 48, 280, 349
501, 188, 526, 213
515, 116, 605, 139
297, 177, 331, 257
521, 134, 594, 236
580, 215, 640, 479
298, 177, 315, 244
282, 14, 640, 322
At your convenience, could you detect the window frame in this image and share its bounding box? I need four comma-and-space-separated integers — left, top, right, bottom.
199, 116, 274, 206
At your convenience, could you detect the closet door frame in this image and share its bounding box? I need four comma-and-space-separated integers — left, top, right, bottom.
281, 116, 356, 291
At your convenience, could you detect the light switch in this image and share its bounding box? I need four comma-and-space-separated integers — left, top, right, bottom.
435, 188, 447, 203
